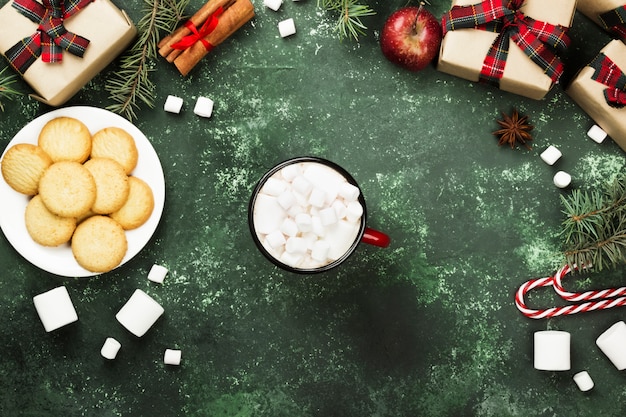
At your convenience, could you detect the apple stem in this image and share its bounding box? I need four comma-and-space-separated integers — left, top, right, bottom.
413, 2, 425, 33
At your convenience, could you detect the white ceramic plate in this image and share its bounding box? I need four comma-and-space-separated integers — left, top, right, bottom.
0, 106, 166, 277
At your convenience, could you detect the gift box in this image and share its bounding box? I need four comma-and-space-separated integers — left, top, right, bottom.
0, 0, 136, 106
566, 40, 626, 151
437, 0, 576, 100
577, 0, 626, 42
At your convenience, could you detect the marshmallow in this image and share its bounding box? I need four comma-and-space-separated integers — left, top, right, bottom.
292, 175, 312, 196
286, 236, 307, 254
339, 182, 360, 202
148, 264, 168, 284
311, 240, 330, 262
319, 207, 338, 226
281, 164, 300, 182
164, 349, 182, 365
33, 286, 78, 332
311, 215, 326, 237
278, 18, 296, 38
534, 330, 571, 371
346, 201, 364, 223
540, 145, 562, 165
277, 191, 296, 210
266, 229, 287, 249
553, 171, 571, 189
116, 289, 164, 337
287, 204, 305, 218
279, 217, 299, 237
164, 95, 183, 113
573, 371, 594, 392
596, 321, 626, 370
262, 177, 287, 196
253, 194, 286, 234
280, 251, 303, 267
101, 337, 122, 360
325, 220, 360, 261
194, 96, 214, 118
295, 213, 312, 233
332, 200, 347, 219
264, 0, 282, 11
308, 188, 326, 208
587, 124, 607, 144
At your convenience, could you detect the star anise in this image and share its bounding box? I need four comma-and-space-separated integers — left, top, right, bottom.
493, 108, 534, 150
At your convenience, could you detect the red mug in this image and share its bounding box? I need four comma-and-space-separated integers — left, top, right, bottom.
248, 156, 390, 274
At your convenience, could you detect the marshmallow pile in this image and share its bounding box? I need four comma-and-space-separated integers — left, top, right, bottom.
253, 161, 363, 270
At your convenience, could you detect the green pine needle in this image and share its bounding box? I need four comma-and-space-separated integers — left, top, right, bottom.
318, 0, 376, 41
106, 0, 189, 121
560, 172, 626, 271
0, 66, 22, 112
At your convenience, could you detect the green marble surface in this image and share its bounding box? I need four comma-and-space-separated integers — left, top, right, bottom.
2, 0, 626, 415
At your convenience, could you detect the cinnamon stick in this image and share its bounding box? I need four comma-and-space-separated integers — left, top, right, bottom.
157, 0, 234, 59
173, 0, 254, 76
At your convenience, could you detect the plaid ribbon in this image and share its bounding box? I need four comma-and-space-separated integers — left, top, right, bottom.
589, 52, 626, 108
170, 6, 225, 52
599, 5, 626, 41
5, 0, 94, 74
442, 0, 570, 88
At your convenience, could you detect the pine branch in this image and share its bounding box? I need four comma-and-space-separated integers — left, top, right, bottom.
0, 66, 22, 112
106, 0, 189, 121
560, 173, 626, 271
317, 0, 376, 41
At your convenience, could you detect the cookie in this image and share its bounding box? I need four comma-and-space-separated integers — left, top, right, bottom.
25, 195, 76, 246
109, 176, 154, 230
83, 157, 130, 214
38, 161, 96, 218
1, 143, 52, 195
90, 127, 139, 174
38, 117, 92, 163
71, 215, 127, 273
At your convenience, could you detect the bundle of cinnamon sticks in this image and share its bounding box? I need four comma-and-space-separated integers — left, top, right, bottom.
158, 0, 254, 76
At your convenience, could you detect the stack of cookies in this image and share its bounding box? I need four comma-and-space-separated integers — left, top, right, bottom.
1, 117, 154, 273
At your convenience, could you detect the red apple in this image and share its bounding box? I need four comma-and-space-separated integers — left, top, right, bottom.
380, 4, 443, 71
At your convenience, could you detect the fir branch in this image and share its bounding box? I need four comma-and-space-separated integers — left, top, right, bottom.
560, 173, 626, 271
106, 0, 189, 121
0, 66, 22, 112
318, 0, 376, 41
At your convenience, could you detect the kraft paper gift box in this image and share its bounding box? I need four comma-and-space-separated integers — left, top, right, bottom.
0, 0, 136, 106
566, 40, 626, 151
437, 0, 576, 100
577, 0, 626, 42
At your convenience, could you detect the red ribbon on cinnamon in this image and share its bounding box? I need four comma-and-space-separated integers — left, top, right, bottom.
170, 6, 224, 52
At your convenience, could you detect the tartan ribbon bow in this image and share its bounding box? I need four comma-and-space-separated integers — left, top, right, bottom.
442, 0, 570, 88
599, 5, 626, 41
5, 0, 94, 75
170, 7, 225, 52
590, 52, 626, 108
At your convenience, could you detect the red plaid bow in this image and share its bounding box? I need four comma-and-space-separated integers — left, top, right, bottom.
599, 5, 626, 41
590, 52, 626, 108
442, 0, 570, 88
5, 0, 94, 74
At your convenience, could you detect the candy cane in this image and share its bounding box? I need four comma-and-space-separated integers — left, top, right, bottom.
515, 264, 626, 319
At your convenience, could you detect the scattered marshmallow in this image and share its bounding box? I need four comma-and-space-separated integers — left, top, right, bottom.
278, 18, 296, 38
534, 330, 571, 371
587, 124, 607, 144
596, 321, 626, 370
116, 289, 164, 337
148, 264, 168, 284
553, 171, 571, 189
573, 371, 594, 392
164, 95, 183, 114
164, 349, 182, 365
194, 96, 214, 118
540, 145, 562, 165
101, 337, 122, 360
263, 0, 282, 11
33, 286, 78, 332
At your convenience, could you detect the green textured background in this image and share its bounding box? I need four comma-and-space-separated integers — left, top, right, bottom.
2, 0, 626, 416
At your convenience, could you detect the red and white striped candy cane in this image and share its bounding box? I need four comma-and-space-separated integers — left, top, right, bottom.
515, 264, 626, 319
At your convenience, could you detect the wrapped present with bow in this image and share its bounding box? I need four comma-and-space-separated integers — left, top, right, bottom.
158, 0, 254, 76
0, 0, 136, 106
577, 0, 626, 42
437, 0, 576, 100
566, 40, 626, 151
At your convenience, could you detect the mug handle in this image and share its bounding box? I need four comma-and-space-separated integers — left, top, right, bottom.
361, 227, 390, 248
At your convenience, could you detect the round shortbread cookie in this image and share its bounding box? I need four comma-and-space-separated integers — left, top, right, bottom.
83, 157, 130, 214
109, 176, 154, 230
91, 127, 139, 174
1, 143, 52, 195
38, 117, 92, 163
38, 161, 96, 218
71, 215, 127, 273
25, 195, 76, 246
